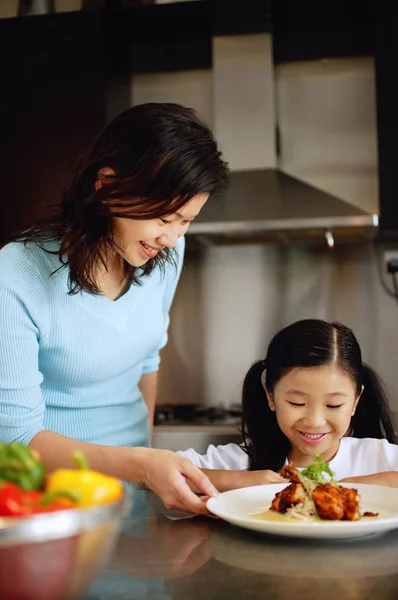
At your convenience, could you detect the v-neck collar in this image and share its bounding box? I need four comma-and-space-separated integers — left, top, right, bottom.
78, 270, 158, 329
42, 242, 159, 328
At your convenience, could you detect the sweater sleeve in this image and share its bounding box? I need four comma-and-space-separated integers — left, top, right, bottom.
0, 244, 47, 444
142, 236, 185, 375
176, 443, 249, 470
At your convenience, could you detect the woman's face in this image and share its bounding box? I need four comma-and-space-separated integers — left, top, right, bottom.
111, 193, 208, 267
266, 365, 361, 467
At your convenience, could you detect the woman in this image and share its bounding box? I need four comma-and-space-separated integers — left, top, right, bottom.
0, 102, 229, 512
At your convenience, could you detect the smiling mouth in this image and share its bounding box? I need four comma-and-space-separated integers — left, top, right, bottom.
140, 242, 162, 258
298, 431, 329, 445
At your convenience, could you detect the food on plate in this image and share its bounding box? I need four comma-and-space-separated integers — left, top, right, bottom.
270, 456, 378, 521
0, 443, 123, 517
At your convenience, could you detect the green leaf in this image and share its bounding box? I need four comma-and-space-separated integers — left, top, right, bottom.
301, 455, 339, 487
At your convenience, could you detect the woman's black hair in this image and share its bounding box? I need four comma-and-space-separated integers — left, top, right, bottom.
10, 103, 229, 294
241, 319, 397, 472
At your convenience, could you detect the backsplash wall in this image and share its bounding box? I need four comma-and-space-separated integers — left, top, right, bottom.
276, 57, 378, 215
127, 39, 398, 409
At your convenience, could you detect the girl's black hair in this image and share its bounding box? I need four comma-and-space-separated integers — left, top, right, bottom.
9, 103, 229, 294
241, 319, 397, 472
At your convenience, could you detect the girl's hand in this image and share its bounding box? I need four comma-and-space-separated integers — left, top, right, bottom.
196, 467, 289, 493
238, 469, 289, 488
138, 449, 219, 514
340, 472, 398, 488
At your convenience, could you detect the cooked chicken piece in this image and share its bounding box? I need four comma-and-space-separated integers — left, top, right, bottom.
312, 483, 345, 520
340, 486, 361, 521
271, 460, 364, 521
271, 482, 306, 513
280, 463, 301, 483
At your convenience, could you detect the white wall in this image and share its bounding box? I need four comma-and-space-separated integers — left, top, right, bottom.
132, 69, 213, 127
127, 40, 398, 409
276, 57, 379, 214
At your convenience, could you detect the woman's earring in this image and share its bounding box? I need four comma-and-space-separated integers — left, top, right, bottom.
95, 167, 115, 190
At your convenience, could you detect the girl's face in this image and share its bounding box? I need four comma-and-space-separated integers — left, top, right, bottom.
111, 193, 208, 267
266, 365, 361, 467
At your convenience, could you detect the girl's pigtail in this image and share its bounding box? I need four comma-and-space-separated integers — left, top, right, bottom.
351, 363, 397, 443
241, 360, 289, 472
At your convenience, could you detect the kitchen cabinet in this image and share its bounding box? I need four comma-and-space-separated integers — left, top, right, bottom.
271, 0, 374, 64
153, 424, 241, 453
106, 0, 269, 74
373, 3, 398, 239
214, 0, 270, 36
0, 11, 106, 245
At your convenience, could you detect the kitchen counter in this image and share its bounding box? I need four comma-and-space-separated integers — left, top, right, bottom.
84, 491, 398, 600
153, 423, 242, 453
154, 423, 240, 434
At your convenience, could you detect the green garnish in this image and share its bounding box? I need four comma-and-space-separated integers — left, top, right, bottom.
301, 455, 339, 487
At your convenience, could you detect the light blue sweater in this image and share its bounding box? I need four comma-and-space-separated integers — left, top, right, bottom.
0, 237, 184, 448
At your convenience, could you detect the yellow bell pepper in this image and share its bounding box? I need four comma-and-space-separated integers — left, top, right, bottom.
45, 452, 123, 508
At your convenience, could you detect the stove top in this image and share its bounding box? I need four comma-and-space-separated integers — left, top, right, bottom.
154, 404, 242, 426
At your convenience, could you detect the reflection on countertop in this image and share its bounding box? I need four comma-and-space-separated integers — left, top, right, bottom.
84, 491, 398, 600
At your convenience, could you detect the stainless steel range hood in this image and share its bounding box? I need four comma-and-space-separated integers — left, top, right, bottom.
188, 36, 379, 247
186, 169, 378, 246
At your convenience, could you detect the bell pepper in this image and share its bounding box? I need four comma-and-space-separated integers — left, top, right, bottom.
45, 452, 123, 508
0, 442, 45, 491
0, 482, 80, 517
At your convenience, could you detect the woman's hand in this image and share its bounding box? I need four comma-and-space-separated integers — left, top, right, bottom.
138, 449, 219, 514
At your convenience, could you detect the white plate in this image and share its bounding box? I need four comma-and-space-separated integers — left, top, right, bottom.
206, 483, 398, 539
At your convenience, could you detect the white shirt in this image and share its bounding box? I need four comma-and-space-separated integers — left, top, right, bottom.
177, 437, 398, 479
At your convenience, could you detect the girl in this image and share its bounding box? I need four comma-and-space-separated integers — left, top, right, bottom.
0, 102, 228, 513
178, 319, 398, 491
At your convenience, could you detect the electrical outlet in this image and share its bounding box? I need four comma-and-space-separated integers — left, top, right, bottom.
383, 250, 398, 274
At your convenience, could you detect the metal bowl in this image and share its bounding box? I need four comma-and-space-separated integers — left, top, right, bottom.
0, 494, 127, 600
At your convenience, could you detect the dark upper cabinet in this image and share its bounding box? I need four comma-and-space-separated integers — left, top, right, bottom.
0, 12, 106, 246
271, 0, 374, 64
373, 3, 398, 239
107, 0, 269, 74
214, 0, 270, 36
